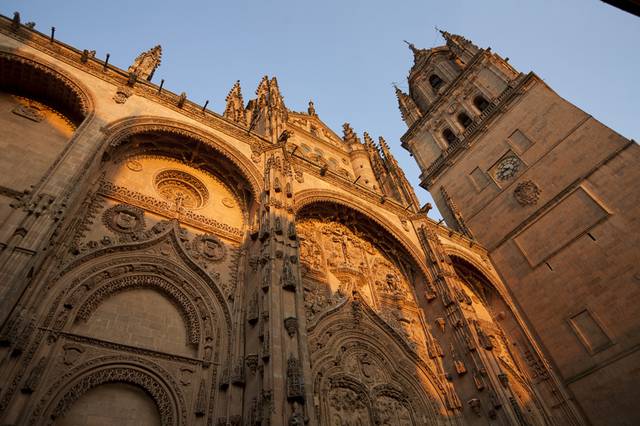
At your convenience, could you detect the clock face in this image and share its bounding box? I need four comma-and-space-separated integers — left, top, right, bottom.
496, 156, 521, 181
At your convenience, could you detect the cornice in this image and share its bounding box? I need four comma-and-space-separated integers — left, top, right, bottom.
0, 16, 271, 150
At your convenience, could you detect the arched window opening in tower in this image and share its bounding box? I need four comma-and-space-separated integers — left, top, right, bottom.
457, 112, 473, 129
473, 95, 490, 112
442, 128, 457, 145
429, 74, 444, 90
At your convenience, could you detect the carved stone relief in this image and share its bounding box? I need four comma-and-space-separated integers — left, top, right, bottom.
513, 180, 541, 206
154, 169, 210, 209
12, 103, 45, 121
102, 204, 146, 235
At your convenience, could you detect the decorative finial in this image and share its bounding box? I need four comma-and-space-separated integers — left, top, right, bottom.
403, 40, 419, 54
342, 123, 359, 144
128, 45, 162, 82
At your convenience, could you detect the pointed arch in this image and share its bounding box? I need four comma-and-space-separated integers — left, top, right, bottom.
309, 298, 448, 425
74, 274, 202, 345
47, 222, 231, 349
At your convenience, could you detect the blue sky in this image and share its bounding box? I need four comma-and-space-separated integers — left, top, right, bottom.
4, 1, 638, 219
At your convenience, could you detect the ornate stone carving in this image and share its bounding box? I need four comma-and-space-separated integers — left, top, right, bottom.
328, 387, 370, 424
102, 204, 146, 235
179, 367, 194, 386
113, 86, 133, 104
260, 330, 270, 361
231, 359, 245, 386
12, 103, 45, 121
62, 344, 84, 366
284, 317, 298, 337
245, 354, 258, 375
195, 379, 207, 416
248, 291, 259, 324
286, 355, 304, 402
154, 169, 209, 209
191, 233, 226, 262
128, 45, 162, 81
468, 398, 482, 416
99, 181, 242, 239
281, 257, 297, 291
513, 180, 541, 206
21, 356, 47, 394
75, 274, 202, 345
40, 365, 182, 426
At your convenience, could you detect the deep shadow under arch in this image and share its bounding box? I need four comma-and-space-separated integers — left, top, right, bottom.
100, 116, 262, 209
0, 50, 92, 126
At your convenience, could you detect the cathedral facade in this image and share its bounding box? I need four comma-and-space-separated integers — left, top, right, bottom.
0, 13, 636, 426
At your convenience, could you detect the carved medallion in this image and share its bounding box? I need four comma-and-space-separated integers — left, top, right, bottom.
62, 344, 84, 366
102, 204, 145, 235
179, 367, 194, 385
154, 169, 209, 209
12, 104, 45, 122
113, 86, 133, 104
495, 155, 521, 181
192, 234, 226, 261
126, 159, 143, 172
222, 197, 235, 208
513, 180, 541, 206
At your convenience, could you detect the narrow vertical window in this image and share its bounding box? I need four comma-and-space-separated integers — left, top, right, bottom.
474, 95, 490, 112
457, 112, 473, 128
429, 74, 444, 90
442, 128, 457, 145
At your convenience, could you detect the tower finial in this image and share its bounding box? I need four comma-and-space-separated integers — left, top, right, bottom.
403, 40, 419, 54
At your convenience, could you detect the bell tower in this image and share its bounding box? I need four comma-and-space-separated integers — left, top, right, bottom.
398, 31, 640, 424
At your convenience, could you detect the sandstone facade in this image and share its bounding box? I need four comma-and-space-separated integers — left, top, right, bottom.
397, 31, 639, 425
0, 13, 630, 426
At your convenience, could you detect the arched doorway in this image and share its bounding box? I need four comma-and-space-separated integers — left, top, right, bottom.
295, 200, 448, 425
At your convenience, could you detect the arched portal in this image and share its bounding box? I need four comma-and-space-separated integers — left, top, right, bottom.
295, 200, 447, 425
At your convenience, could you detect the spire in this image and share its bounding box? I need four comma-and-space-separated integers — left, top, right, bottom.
394, 84, 422, 127
365, 132, 387, 181
403, 40, 430, 64
342, 123, 361, 145
437, 29, 479, 62
128, 45, 162, 81
223, 80, 247, 125
379, 136, 420, 210
248, 75, 288, 141
378, 136, 398, 169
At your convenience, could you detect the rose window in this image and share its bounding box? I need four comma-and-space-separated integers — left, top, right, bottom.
154, 170, 209, 209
